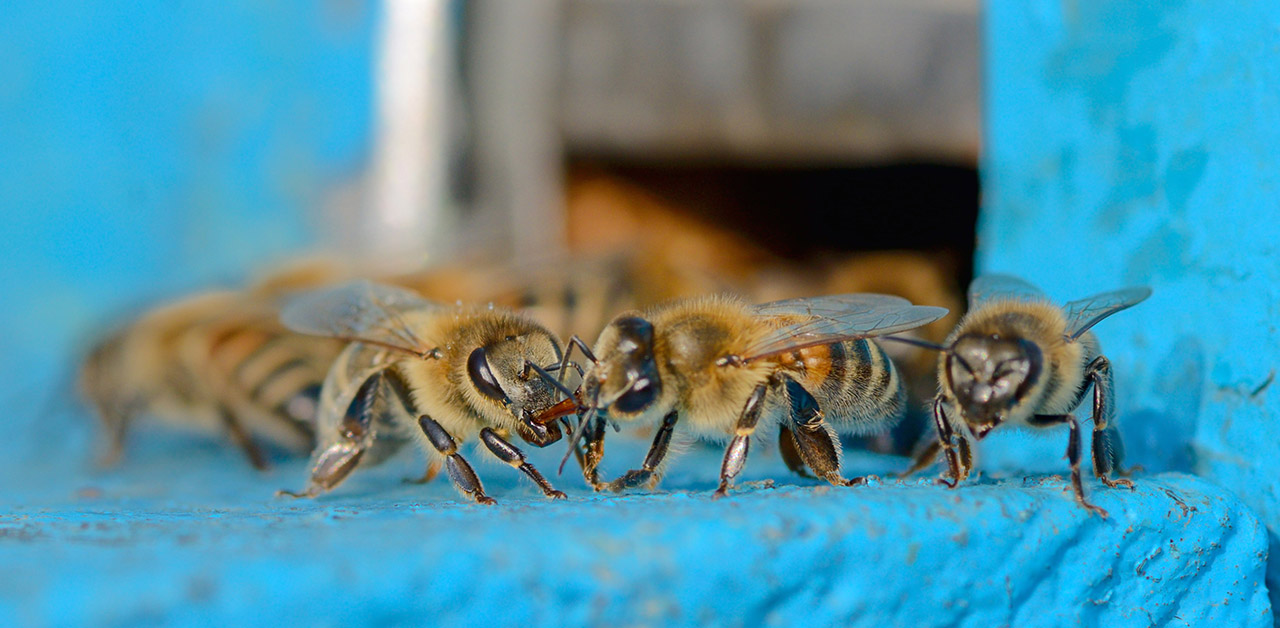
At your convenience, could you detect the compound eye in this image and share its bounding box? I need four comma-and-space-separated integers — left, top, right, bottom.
613, 377, 658, 414
467, 347, 509, 404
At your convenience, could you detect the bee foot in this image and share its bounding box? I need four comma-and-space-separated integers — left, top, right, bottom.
547, 490, 568, 500
275, 487, 318, 499
1083, 502, 1109, 518
1102, 477, 1135, 490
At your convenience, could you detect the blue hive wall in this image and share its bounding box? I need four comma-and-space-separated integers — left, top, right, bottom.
0, 1, 1274, 625
981, 0, 1280, 613
0, 0, 378, 462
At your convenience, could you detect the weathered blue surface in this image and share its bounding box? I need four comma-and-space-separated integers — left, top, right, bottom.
2, 0, 1276, 624
983, 0, 1280, 619
0, 0, 378, 460
0, 435, 1271, 627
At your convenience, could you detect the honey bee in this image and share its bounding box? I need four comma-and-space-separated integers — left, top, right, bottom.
80, 291, 345, 469
900, 275, 1151, 517
275, 279, 578, 504
538, 294, 947, 496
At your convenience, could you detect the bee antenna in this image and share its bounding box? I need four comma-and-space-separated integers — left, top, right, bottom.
558, 407, 597, 475
879, 335, 949, 352
526, 361, 578, 401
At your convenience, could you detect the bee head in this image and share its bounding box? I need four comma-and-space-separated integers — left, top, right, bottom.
945, 333, 1042, 427
583, 315, 662, 419
466, 330, 564, 424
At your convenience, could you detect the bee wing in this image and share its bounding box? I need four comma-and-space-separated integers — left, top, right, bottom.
281, 279, 439, 356
1062, 286, 1152, 340
743, 294, 949, 361
968, 274, 1048, 307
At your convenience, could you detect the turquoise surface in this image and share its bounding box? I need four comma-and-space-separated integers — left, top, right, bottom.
983, 0, 1280, 620
2, 0, 1277, 624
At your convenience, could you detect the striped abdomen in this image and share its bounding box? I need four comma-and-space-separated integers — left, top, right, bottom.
197, 314, 345, 450
780, 338, 905, 434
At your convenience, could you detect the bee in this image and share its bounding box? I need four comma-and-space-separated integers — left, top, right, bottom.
275, 279, 579, 504
390, 252, 729, 342
900, 275, 1151, 517
80, 291, 344, 469
538, 294, 947, 496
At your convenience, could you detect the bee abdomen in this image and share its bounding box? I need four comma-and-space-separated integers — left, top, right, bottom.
810, 339, 904, 430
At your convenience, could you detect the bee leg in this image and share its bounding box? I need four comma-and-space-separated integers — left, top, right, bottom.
220, 408, 270, 471
778, 425, 817, 479
277, 442, 366, 498
897, 440, 941, 479
97, 405, 134, 468
782, 380, 866, 489
930, 397, 969, 488
417, 415, 496, 505
1085, 356, 1136, 489
577, 417, 607, 491
479, 427, 567, 499
403, 460, 443, 484
607, 411, 678, 493
1032, 413, 1108, 517
712, 378, 777, 498
277, 372, 383, 498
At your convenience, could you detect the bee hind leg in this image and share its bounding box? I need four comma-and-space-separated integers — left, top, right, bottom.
783, 380, 866, 489
778, 426, 816, 479
417, 415, 496, 505
277, 441, 366, 498
1085, 356, 1136, 489
480, 427, 566, 499
278, 371, 383, 499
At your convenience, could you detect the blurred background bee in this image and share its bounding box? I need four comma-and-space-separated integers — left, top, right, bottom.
901, 275, 1150, 517
542, 293, 946, 496
79, 262, 350, 469
276, 279, 579, 504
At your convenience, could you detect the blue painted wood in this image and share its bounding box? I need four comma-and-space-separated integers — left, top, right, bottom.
1, 437, 1271, 627
982, 0, 1280, 617
0, 0, 1274, 624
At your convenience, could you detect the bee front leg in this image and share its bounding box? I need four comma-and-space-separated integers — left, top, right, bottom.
898, 440, 940, 479
1085, 356, 1136, 489
479, 427, 566, 499
576, 417, 607, 491
606, 411, 678, 493
713, 379, 774, 498
277, 373, 383, 498
929, 397, 970, 488
417, 416, 496, 505
1031, 413, 1107, 517
781, 380, 866, 490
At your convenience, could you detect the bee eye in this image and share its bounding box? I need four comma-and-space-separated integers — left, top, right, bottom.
467, 347, 509, 404
613, 377, 659, 414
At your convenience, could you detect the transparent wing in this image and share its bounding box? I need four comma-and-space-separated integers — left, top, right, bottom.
1062, 286, 1152, 340
743, 294, 949, 361
281, 279, 439, 355
968, 275, 1048, 307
